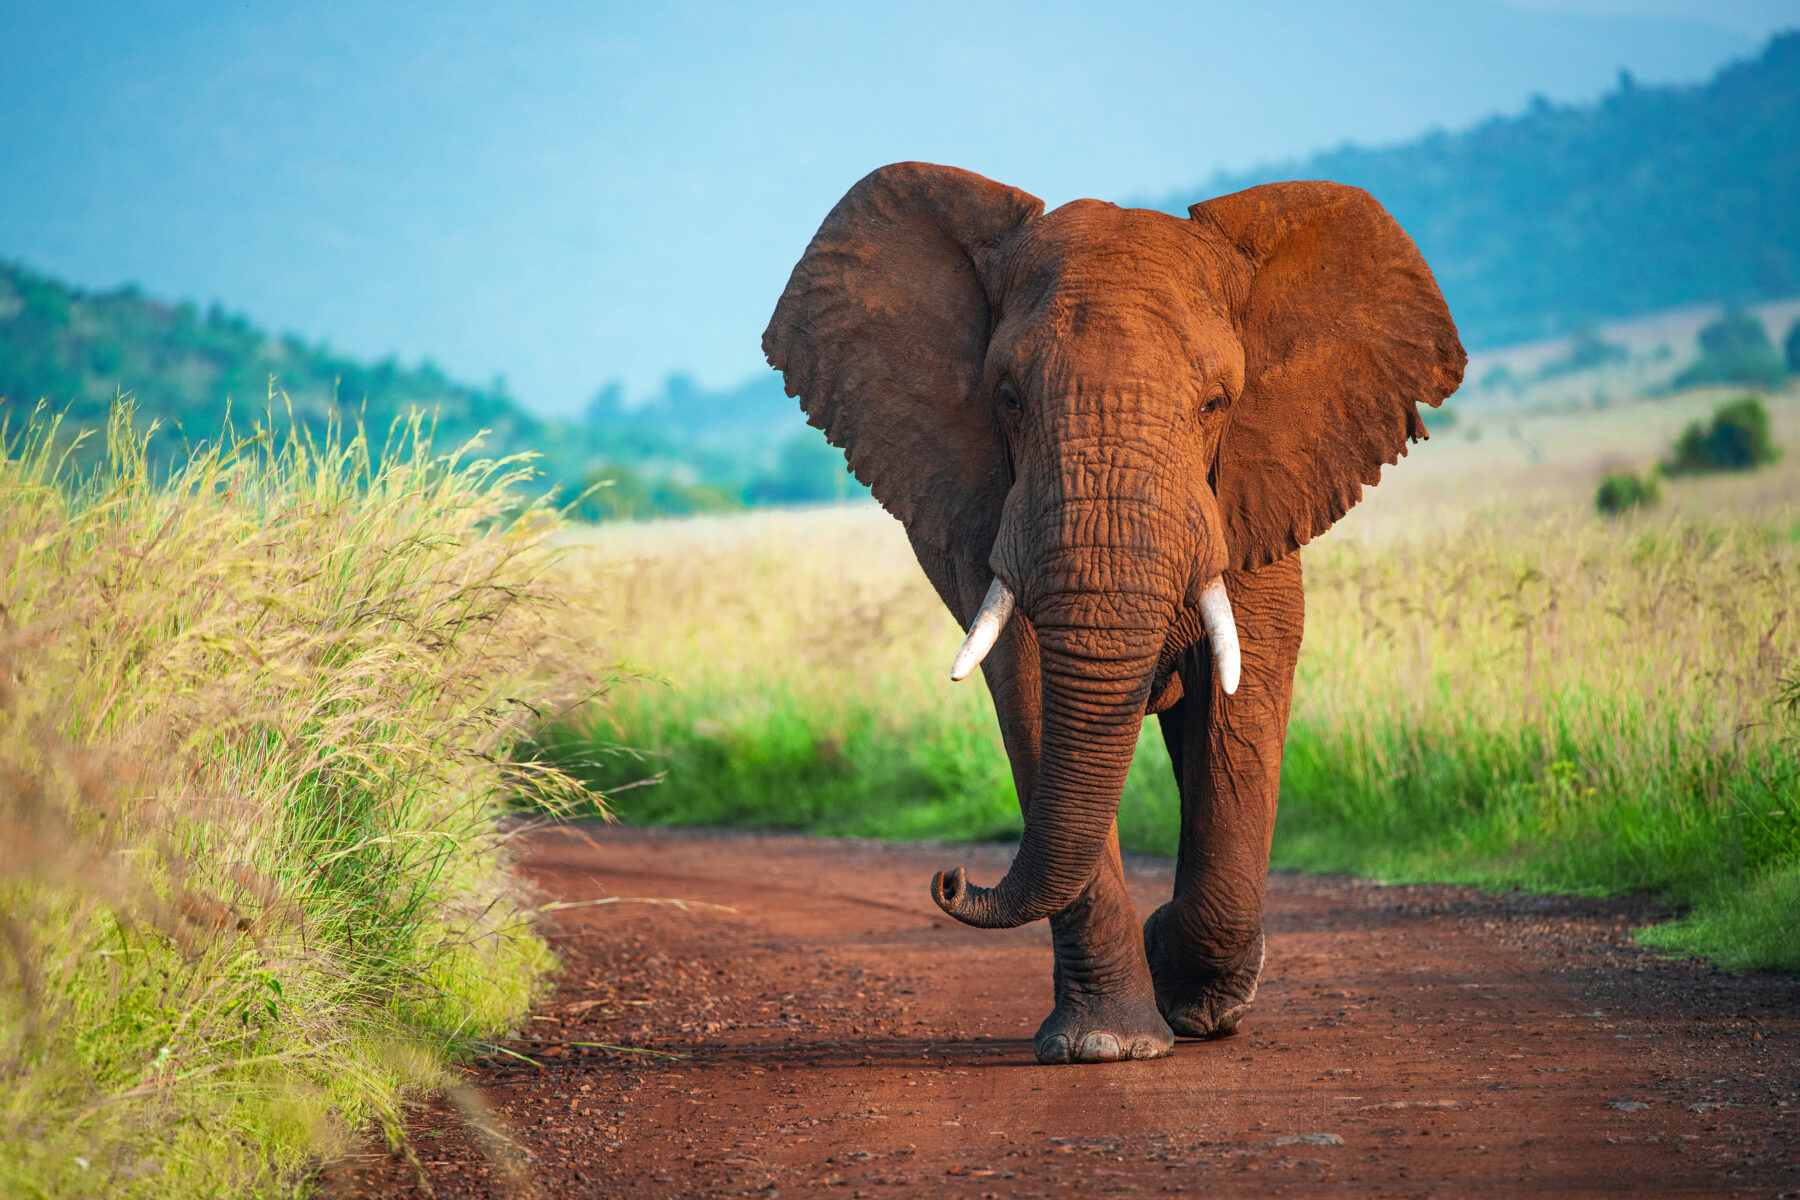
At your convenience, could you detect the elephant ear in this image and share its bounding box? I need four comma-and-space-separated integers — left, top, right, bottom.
1192, 182, 1465, 571
764, 162, 1044, 562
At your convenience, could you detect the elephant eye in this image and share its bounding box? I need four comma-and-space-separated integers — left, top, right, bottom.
997, 380, 1023, 413
1200, 389, 1226, 415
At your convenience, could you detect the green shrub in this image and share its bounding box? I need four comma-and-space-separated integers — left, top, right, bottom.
1421, 403, 1458, 432
1662, 394, 1782, 475
1539, 324, 1627, 379
582, 459, 746, 520
1594, 468, 1661, 515
1784, 317, 1800, 375
1673, 309, 1786, 389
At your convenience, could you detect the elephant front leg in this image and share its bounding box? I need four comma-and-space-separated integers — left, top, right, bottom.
916, 539, 1172, 1064
1144, 554, 1302, 1038
987, 626, 1171, 1065
1034, 825, 1174, 1063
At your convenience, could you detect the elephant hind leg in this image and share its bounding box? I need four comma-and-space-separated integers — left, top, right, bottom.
1155, 692, 1187, 799
1145, 908, 1265, 1038
1145, 554, 1302, 1038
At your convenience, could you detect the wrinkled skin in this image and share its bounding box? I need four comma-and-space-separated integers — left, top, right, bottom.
764, 163, 1464, 1064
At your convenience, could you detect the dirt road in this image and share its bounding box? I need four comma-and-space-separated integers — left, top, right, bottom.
327, 827, 1797, 1199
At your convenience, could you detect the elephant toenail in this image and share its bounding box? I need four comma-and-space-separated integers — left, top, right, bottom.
1036, 1034, 1072, 1064
1076, 1033, 1121, 1062
1128, 1037, 1158, 1059
1212, 1003, 1252, 1037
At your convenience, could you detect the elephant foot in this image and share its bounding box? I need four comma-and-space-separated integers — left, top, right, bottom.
1143, 905, 1265, 1039
1031, 992, 1174, 1064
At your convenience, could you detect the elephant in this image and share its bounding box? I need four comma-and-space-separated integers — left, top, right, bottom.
763, 163, 1463, 1064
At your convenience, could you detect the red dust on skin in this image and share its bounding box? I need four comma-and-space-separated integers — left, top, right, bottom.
762, 163, 1467, 1062
323, 827, 1800, 1200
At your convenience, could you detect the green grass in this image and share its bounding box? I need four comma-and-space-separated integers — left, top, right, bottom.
0, 402, 595, 1198
533, 685, 1185, 847
540, 493, 1799, 972
1267, 514, 1800, 969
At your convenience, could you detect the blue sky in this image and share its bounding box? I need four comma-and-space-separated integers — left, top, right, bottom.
1, 1, 1794, 415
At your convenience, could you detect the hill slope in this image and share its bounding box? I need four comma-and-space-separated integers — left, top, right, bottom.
8, 36, 1796, 510
1153, 32, 1800, 348
0, 259, 599, 485
0, 261, 843, 511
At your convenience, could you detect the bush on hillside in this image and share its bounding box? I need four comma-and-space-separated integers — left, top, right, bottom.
1595, 468, 1662, 515
1539, 325, 1628, 379
1785, 317, 1800, 375
1662, 394, 1783, 475
1673, 309, 1787, 389
1421, 403, 1458, 432
745, 432, 858, 506
581, 459, 745, 520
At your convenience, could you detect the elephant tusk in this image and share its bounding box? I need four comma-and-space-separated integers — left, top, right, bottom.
1199, 576, 1241, 696
949, 577, 1016, 681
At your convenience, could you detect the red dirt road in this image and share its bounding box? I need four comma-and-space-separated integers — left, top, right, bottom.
328, 827, 1798, 1199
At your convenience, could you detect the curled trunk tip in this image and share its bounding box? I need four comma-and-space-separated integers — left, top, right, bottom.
930, 865, 1044, 929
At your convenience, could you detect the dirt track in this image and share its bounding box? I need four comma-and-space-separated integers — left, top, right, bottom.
326, 826, 1798, 1199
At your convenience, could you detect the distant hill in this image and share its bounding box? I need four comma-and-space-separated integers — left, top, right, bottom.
582, 374, 862, 511
1150, 32, 1800, 349
10, 35, 1796, 515
583, 373, 800, 476
0, 259, 849, 516
0, 259, 600, 486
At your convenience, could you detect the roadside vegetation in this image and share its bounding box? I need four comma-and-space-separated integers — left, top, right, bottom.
0, 403, 593, 1198
1282, 510, 1798, 969
540, 390, 1800, 971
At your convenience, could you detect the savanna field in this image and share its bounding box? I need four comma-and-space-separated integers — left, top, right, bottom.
3, 377, 1798, 1198
539, 381, 1800, 970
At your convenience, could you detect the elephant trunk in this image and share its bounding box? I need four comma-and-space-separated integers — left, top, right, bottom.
932, 608, 1164, 929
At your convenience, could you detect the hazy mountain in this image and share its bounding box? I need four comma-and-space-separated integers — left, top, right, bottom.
0, 260, 851, 514
1149, 32, 1800, 348
0, 259, 606, 491
7, 33, 1795, 514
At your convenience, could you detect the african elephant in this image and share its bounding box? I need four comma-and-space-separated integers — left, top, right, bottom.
763, 163, 1463, 1064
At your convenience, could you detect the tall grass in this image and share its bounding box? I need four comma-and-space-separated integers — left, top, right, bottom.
1283, 512, 1799, 968
539, 508, 1174, 846
543, 477, 1799, 969
0, 403, 594, 1198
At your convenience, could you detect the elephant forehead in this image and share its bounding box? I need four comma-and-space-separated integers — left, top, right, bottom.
1011, 200, 1224, 296
998, 202, 1241, 381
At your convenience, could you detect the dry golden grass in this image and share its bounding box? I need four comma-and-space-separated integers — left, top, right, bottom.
547, 385, 1800, 968
1343, 386, 1800, 537
1, 403, 598, 1198
563, 506, 959, 715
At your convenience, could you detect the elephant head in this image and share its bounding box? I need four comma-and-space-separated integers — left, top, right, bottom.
764, 163, 1463, 930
